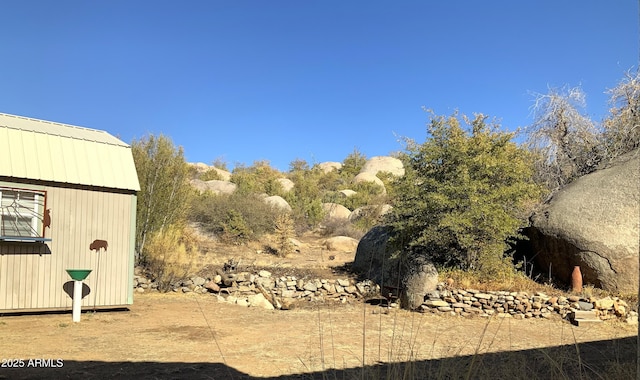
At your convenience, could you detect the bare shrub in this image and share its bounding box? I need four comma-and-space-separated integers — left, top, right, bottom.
525, 86, 603, 192
273, 213, 296, 257
142, 224, 199, 292
603, 70, 640, 158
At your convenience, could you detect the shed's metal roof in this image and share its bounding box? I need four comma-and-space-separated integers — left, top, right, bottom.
0, 113, 140, 191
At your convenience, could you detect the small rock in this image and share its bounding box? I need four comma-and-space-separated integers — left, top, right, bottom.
204, 281, 220, 292
345, 285, 358, 294
425, 290, 440, 299
247, 293, 275, 310
258, 270, 272, 278
578, 301, 594, 310
303, 282, 318, 292
594, 297, 615, 310
236, 298, 250, 307
322, 283, 335, 293
424, 300, 449, 308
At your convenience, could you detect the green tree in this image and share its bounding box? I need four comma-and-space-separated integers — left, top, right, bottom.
387, 112, 542, 277
132, 134, 191, 262
340, 148, 367, 179
284, 166, 325, 232
231, 160, 284, 196
289, 158, 310, 172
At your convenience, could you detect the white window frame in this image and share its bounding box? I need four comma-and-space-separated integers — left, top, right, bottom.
0, 187, 47, 241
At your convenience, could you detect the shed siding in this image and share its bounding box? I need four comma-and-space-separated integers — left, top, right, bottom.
0, 182, 135, 311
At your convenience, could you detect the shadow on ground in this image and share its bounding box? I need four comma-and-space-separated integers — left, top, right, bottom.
3, 336, 635, 380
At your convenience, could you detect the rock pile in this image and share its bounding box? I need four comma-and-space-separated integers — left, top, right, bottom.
133, 271, 636, 324
133, 269, 378, 310
419, 284, 636, 323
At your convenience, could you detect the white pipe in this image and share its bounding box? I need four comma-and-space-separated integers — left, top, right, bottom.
72, 280, 82, 322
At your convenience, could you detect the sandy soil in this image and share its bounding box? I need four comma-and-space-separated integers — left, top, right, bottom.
0, 291, 636, 379
0, 233, 637, 379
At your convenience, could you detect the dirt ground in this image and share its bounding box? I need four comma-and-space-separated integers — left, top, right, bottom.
0, 233, 637, 379
0, 291, 636, 379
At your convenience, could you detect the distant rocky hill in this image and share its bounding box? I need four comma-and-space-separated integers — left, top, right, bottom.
187, 156, 404, 227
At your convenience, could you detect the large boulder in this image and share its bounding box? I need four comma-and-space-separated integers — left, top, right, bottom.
401, 254, 439, 309
276, 178, 295, 193
264, 195, 292, 212
190, 179, 237, 194
527, 150, 640, 293
321, 203, 351, 220
189, 162, 210, 173
210, 167, 232, 181
353, 226, 438, 309
360, 156, 405, 177
317, 161, 343, 174
349, 204, 393, 224
323, 236, 359, 252
352, 226, 394, 281
353, 172, 386, 194
338, 189, 357, 198
188, 163, 232, 181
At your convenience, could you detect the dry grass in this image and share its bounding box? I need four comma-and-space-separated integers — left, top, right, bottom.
299, 304, 637, 380
438, 268, 564, 296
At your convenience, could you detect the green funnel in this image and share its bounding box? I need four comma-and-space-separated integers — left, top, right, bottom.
66, 269, 92, 281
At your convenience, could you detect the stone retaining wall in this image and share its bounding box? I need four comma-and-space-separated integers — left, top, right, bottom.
420, 286, 637, 324
134, 269, 378, 310
133, 270, 637, 324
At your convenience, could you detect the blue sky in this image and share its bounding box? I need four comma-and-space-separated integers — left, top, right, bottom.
1, 1, 637, 171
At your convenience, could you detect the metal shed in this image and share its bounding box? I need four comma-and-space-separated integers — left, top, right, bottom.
0, 113, 140, 312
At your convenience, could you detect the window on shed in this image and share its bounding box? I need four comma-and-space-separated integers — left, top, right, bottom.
0, 187, 46, 240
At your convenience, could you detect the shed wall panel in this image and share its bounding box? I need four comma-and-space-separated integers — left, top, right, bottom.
0, 183, 134, 310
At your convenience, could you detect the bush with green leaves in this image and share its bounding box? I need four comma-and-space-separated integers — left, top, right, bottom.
340, 180, 387, 211
199, 168, 223, 181
339, 148, 367, 179
131, 134, 192, 263
387, 111, 543, 279
189, 192, 279, 243
231, 160, 285, 196
284, 165, 326, 233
